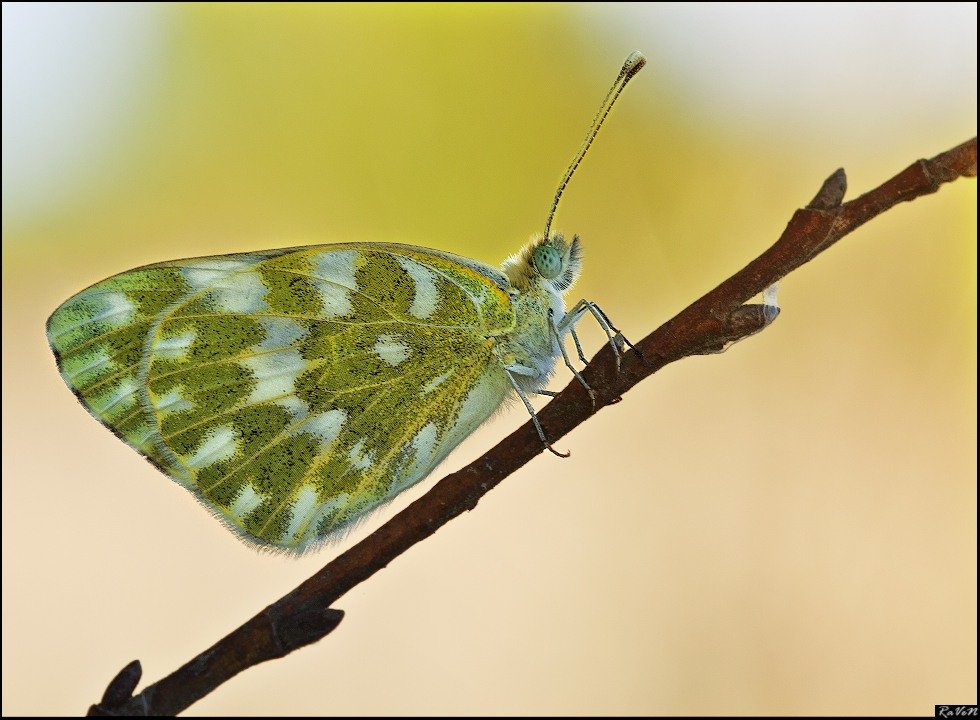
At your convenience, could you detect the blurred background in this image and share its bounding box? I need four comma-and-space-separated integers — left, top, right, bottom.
2, 3, 975, 715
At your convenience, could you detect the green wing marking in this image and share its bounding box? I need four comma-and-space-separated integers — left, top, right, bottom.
47, 244, 516, 551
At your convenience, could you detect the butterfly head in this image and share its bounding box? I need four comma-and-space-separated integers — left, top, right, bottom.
503, 233, 582, 295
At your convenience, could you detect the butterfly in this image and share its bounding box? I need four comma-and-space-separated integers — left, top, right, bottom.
46, 52, 646, 553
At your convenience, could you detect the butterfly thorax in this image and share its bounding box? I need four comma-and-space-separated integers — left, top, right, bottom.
497, 233, 582, 394
496, 287, 564, 393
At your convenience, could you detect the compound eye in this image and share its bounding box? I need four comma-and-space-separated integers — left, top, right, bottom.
533, 245, 563, 280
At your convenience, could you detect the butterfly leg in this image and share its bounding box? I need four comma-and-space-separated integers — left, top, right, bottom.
562, 299, 638, 371
568, 324, 589, 365
504, 364, 570, 458
554, 303, 592, 368
548, 309, 597, 407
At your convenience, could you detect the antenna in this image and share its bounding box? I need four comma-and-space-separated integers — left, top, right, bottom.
542, 51, 646, 242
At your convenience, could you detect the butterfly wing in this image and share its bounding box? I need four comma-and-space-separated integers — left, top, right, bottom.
47, 243, 517, 551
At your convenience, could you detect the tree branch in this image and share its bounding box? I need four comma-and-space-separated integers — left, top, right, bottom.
88, 137, 976, 716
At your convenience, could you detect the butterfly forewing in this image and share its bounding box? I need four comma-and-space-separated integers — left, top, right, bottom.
47, 244, 516, 551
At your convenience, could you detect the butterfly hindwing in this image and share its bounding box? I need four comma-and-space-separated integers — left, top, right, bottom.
47, 244, 517, 551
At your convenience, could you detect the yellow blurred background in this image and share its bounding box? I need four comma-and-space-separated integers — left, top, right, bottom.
2, 3, 975, 715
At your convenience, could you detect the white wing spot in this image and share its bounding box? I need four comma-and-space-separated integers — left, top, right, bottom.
241, 348, 307, 405
214, 271, 268, 314
182, 259, 268, 314
421, 369, 452, 395
282, 484, 319, 544
186, 425, 238, 469
441, 372, 509, 450
347, 439, 375, 471
457, 372, 501, 426
257, 316, 307, 350
374, 334, 411, 366
275, 395, 310, 420
182, 257, 257, 287
293, 492, 350, 548
392, 422, 439, 495
412, 422, 439, 455
98, 292, 136, 327
312, 250, 359, 318
152, 386, 194, 416
90, 378, 138, 415
48, 291, 135, 340
154, 329, 196, 359
396, 256, 439, 319
63, 348, 113, 381
230, 482, 266, 520
303, 408, 347, 449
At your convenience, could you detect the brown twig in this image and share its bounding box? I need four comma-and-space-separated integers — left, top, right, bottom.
88, 137, 976, 716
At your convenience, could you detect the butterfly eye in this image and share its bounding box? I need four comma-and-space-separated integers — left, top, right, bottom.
533, 246, 563, 280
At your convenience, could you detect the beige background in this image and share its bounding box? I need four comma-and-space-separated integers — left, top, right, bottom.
3, 4, 976, 715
